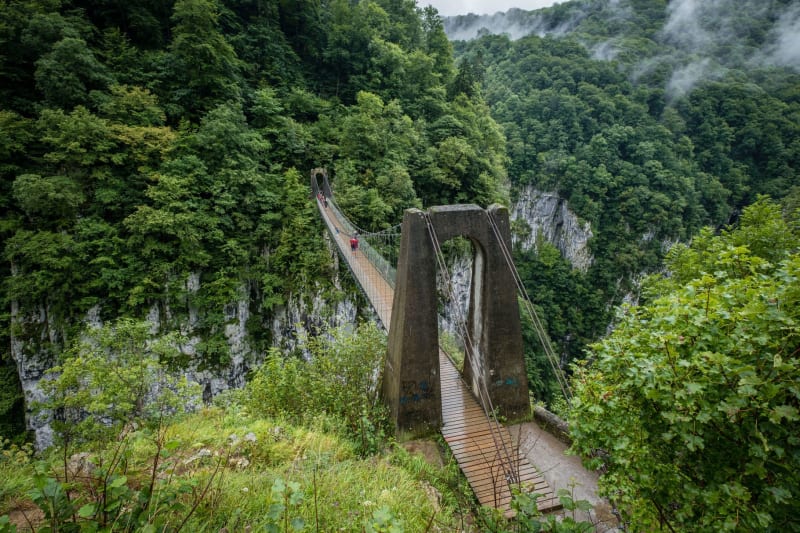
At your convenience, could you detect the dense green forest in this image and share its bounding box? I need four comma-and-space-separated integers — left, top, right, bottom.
452, 0, 800, 402
0, 0, 799, 530
0, 0, 509, 440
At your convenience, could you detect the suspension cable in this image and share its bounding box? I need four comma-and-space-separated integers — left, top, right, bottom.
487, 212, 573, 401
317, 181, 568, 444
325, 197, 402, 237
488, 211, 571, 400
424, 213, 520, 485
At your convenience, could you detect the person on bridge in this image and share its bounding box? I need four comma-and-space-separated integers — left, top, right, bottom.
350, 235, 359, 252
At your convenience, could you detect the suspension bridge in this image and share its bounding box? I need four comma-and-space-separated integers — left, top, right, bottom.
311, 169, 568, 515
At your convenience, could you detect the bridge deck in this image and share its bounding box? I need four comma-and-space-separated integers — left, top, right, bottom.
317, 201, 393, 327
440, 352, 561, 513
317, 198, 560, 515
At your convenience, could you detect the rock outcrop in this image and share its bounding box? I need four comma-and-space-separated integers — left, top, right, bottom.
10, 301, 58, 450
11, 234, 359, 449
511, 187, 593, 272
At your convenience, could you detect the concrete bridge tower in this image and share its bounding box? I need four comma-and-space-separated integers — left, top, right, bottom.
383, 204, 529, 438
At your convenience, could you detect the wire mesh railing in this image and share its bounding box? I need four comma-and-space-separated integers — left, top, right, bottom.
315, 197, 394, 328
325, 199, 398, 289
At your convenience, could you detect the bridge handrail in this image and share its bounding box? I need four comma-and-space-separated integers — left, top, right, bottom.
326, 199, 397, 289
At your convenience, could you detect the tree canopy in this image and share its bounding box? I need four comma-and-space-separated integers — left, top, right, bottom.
0, 0, 799, 527
570, 198, 800, 531
451, 0, 800, 391
0, 0, 509, 439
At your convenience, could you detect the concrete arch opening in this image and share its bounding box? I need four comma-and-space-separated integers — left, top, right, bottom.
383, 204, 529, 439
436, 235, 485, 398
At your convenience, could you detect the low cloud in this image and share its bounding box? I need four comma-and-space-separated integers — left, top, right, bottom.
661, 0, 716, 50
442, 5, 591, 41
648, 0, 799, 97
759, 4, 800, 69
443, 0, 799, 100
591, 40, 619, 61
443, 10, 545, 41
666, 59, 714, 99
426, 0, 559, 18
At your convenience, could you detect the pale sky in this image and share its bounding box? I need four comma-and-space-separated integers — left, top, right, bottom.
422, 0, 560, 16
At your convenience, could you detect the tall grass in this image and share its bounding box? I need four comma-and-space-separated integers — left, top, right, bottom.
151, 408, 460, 531
0, 439, 35, 515
0, 322, 475, 531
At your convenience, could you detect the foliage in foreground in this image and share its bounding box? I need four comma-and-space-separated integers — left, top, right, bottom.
0, 408, 460, 532
0, 320, 468, 532
0, 315, 605, 532
570, 198, 800, 531
0, 316, 459, 530
39, 318, 200, 449
244, 321, 389, 456
477, 485, 596, 533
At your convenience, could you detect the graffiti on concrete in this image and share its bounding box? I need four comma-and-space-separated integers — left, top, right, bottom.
400, 380, 435, 404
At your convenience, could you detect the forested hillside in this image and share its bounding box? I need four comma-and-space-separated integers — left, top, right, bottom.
447, 4, 800, 527
0, 0, 798, 530
2, 0, 799, 441
450, 0, 800, 402
0, 0, 509, 443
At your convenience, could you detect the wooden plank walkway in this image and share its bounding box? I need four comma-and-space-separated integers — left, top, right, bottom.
440, 351, 561, 514
317, 198, 560, 515
317, 199, 393, 327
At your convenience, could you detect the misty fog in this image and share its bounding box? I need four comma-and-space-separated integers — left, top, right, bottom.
443, 0, 800, 99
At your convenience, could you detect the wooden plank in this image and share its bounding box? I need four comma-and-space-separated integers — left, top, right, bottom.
443, 430, 508, 443
441, 413, 495, 426
439, 353, 562, 514
470, 474, 550, 492
456, 458, 541, 476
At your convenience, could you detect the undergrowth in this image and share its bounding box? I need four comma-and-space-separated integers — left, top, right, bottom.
0, 407, 466, 532
0, 321, 596, 532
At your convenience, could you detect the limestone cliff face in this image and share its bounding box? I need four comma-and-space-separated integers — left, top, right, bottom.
270, 292, 357, 353
511, 187, 594, 272
438, 255, 472, 342
436, 188, 593, 341
10, 301, 59, 450
11, 249, 358, 449
270, 244, 359, 353
155, 276, 259, 404
437, 188, 593, 345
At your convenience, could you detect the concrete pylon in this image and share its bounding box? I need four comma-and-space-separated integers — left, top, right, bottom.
383, 204, 529, 439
